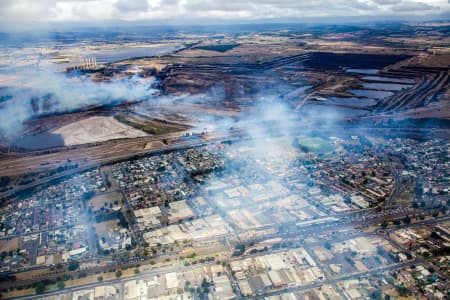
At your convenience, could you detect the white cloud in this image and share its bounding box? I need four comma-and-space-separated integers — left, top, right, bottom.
0, 0, 448, 24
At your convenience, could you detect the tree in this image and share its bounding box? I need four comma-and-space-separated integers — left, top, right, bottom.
68, 260, 79, 271
97, 276, 103, 282
345, 256, 355, 265
82, 191, 95, 201
184, 280, 191, 292
370, 290, 382, 299
201, 278, 211, 295
0, 176, 10, 188
56, 281, 65, 290
403, 216, 411, 224
233, 244, 245, 256
396, 285, 410, 297
115, 270, 122, 278
430, 231, 440, 239
376, 246, 385, 256
201, 278, 210, 288
35, 282, 46, 294
134, 269, 140, 275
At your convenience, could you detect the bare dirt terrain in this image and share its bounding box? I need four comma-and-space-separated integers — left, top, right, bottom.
0, 22, 448, 200
53, 116, 148, 145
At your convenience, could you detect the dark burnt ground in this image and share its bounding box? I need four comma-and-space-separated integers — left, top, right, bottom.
301, 52, 411, 71
159, 52, 411, 101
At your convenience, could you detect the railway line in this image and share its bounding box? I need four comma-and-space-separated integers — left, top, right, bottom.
0, 130, 245, 200
0, 123, 446, 200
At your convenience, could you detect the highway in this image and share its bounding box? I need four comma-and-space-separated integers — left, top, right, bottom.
0, 130, 243, 199
1, 123, 444, 202
0, 123, 447, 298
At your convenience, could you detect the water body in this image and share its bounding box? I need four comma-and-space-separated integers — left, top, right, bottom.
349, 89, 394, 99
326, 97, 377, 108
88, 45, 183, 63
346, 69, 379, 75
301, 104, 368, 118
362, 82, 412, 91
13, 133, 65, 150
362, 76, 415, 84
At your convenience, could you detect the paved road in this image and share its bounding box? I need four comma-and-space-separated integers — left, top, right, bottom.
1, 124, 445, 199
6, 214, 450, 299
8, 262, 215, 300
0, 131, 243, 199
246, 259, 421, 299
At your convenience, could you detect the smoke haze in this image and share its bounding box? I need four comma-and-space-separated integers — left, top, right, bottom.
0, 70, 158, 137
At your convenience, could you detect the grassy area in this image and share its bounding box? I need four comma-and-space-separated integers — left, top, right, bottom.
5, 249, 229, 298
297, 137, 333, 153
89, 192, 122, 211
194, 44, 240, 52
1, 287, 36, 299
115, 114, 181, 135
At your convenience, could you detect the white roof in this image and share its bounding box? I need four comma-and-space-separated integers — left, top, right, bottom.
165, 272, 178, 289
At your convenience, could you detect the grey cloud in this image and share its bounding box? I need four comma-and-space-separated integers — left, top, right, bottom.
0, 0, 448, 25
393, 1, 436, 11
115, 0, 149, 12
372, 0, 400, 4
143, 0, 445, 20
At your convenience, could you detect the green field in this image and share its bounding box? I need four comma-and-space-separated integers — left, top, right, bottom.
194, 44, 240, 52
115, 114, 182, 135
296, 137, 333, 153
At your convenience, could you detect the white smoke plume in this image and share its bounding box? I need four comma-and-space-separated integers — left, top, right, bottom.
0, 69, 158, 137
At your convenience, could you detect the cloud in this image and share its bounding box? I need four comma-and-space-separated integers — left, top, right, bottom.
0, 0, 448, 24
372, 0, 399, 4
115, 0, 149, 12
393, 1, 436, 11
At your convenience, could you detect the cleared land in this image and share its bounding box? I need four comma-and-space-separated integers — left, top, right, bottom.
114, 113, 186, 135
52, 116, 148, 145
89, 192, 123, 211
0, 238, 19, 252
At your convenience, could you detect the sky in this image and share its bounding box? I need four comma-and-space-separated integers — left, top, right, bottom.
0, 0, 449, 26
